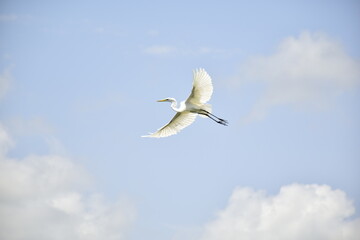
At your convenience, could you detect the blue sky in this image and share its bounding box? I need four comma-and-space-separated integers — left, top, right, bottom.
1, 1, 360, 239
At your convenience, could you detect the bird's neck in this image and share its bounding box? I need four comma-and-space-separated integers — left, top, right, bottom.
170, 99, 180, 112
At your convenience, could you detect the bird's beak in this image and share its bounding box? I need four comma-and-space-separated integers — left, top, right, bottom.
157, 99, 167, 102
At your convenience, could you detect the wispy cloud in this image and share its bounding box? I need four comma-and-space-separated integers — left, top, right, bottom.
0, 14, 34, 23
5, 116, 70, 155
144, 45, 237, 57
0, 124, 13, 157
0, 124, 135, 240
8, 116, 55, 136
146, 29, 160, 37
0, 67, 12, 100
200, 184, 360, 240
0, 14, 18, 22
232, 32, 360, 122
74, 92, 123, 113
144, 45, 178, 55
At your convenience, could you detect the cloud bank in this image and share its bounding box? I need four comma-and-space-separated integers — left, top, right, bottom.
0, 125, 135, 240
201, 184, 360, 240
234, 32, 360, 122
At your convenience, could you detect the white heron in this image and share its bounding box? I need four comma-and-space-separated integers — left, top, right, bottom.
142, 68, 228, 138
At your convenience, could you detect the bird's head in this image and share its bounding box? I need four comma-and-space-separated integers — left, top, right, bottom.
157, 98, 175, 103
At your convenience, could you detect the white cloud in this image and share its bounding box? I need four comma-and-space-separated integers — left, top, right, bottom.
0, 124, 135, 240
200, 183, 360, 240
234, 32, 360, 122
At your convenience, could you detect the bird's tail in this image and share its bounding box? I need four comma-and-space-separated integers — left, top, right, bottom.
199, 104, 212, 118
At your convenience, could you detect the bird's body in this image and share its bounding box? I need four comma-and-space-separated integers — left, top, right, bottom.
142, 69, 227, 138
166, 98, 210, 115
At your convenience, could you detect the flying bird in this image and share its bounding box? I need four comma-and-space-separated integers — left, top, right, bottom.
142, 68, 228, 138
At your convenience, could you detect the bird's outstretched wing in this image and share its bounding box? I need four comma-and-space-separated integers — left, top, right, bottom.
142, 111, 197, 138
186, 68, 213, 105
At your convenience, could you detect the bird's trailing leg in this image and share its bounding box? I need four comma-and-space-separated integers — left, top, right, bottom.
198, 109, 228, 126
